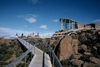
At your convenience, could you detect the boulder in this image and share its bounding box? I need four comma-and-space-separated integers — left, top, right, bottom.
83, 62, 100, 67
70, 59, 84, 67
84, 52, 91, 56
73, 54, 82, 59
55, 36, 79, 61
90, 57, 100, 65
57, 36, 73, 61
98, 31, 100, 35
81, 44, 87, 52
72, 39, 79, 54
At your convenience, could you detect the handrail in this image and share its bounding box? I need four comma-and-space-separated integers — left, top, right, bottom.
32, 39, 62, 67
18, 38, 52, 67
48, 45, 62, 67
6, 48, 32, 67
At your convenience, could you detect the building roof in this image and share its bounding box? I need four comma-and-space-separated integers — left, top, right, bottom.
60, 18, 78, 23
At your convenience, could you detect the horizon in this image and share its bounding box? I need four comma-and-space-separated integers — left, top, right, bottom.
0, 0, 100, 38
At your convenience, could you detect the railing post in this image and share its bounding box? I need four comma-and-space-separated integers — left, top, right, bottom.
53, 55, 54, 65
34, 45, 35, 54
48, 46, 62, 67
25, 56, 26, 67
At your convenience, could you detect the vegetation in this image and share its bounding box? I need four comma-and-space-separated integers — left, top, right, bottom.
78, 30, 100, 59
0, 30, 100, 67
0, 39, 24, 66
61, 55, 78, 67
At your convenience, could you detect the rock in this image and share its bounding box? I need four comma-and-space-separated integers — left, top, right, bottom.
93, 46, 97, 50
72, 39, 79, 54
70, 59, 84, 67
55, 36, 73, 61
98, 31, 100, 35
84, 52, 91, 56
55, 36, 79, 61
73, 54, 82, 59
90, 57, 100, 65
81, 44, 87, 52
83, 62, 100, 67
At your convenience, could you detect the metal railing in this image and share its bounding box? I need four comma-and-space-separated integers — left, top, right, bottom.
31, 39, 62, 67
6, 48, 32, 67
7, 37, 62, 67
18, 38, 52, 67
6, 38, 35, 67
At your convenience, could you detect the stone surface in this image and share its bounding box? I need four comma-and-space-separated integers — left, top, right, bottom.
55, 36, 79, 61
73, 54, 82, 59
72, 39, 79, 54
98, 31, 100, 35
81, 44, 87, 52
84, 52, 91, 56
90, 57, 100, 65
70, 59, 84, 67
83, 62, 100, 67
57, 36, 73, 61
53, 30, 100, 66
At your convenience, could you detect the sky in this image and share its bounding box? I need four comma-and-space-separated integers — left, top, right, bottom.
0, 0, 100, 38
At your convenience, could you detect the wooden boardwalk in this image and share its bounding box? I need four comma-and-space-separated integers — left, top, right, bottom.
18, 38, 52, 67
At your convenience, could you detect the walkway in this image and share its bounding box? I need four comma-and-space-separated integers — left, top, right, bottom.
18, 38, 52, 67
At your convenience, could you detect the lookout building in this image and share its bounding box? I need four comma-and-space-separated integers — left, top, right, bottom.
60, 18, 99, 30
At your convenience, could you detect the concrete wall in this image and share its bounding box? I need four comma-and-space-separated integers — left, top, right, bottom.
95, 24, 99, 29
78, 23, 84, 29
84, 24, 99, 30
84, 25, 91, 30
78, 23, 99, 30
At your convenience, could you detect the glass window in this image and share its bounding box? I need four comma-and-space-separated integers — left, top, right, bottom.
65, 23, 72, 30
75, 23, 78, 29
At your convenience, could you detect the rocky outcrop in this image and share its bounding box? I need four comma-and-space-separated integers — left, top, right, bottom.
72, 39, 79, 54
58, 36, 73, 61
53, 30, 100, 67
55, 36, 79, 61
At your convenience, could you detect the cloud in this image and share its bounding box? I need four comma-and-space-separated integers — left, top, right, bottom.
0, 27, 32, 38
25, 17, 37, 23
17, 14, 38, 23
40, 25, 48, 29
53, 19, 59, 22
93, 19, 100, 23
0, 27, 54, 38
39, 33, 53, 38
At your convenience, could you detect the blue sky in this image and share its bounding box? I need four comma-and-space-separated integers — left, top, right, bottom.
0, 0, 100, 38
